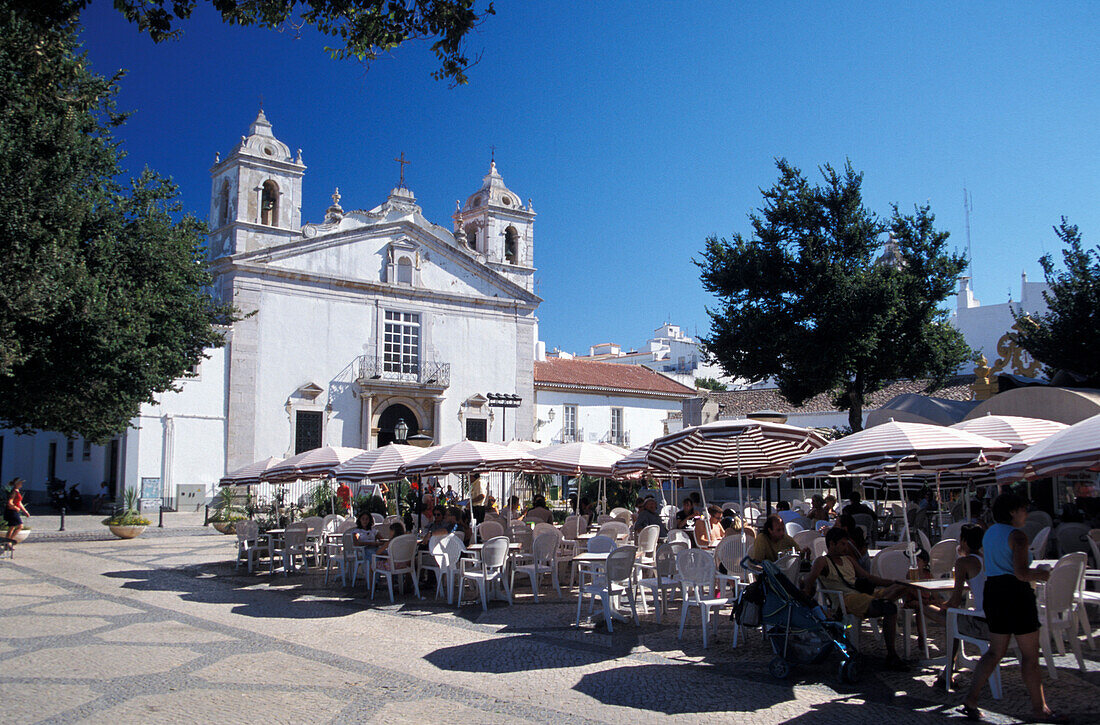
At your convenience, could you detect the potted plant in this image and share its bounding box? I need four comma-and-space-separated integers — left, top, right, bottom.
102, 487, 151, 539
10, 524, 29, 544
209, 487, 246, 534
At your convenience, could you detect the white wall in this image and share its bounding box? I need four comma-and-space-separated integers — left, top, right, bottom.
534, 391, 681, 448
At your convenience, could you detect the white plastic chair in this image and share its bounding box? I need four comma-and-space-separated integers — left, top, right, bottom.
1055, 523, 1090, 557
235, 520, 272, 574
371, 513, 385, 526
713, 535, 748, 598
1030, 525, 1052, 560
945, 604, 1002, 699
634, 524, 661, 571
513, 532, 561, 601
576, 544, 638, 632
929, 539, 958, 579
477, 520, 504, 542
1039, 552, 1087, 679
875, 549, 928, 659
637, 541, 686, 623
281, 522, 310, 575
667, 529, 691, 547
572, 534, 616, 589
430, 533, 465, 604
942, 522, 964, 544
370, 533, 420, 603
784, 521, 804, 537
793, 529, 821, 551
597, 521, 629, 542
328, 530, 365, 587
676, 549, 732, 648
459, 535, 512, 611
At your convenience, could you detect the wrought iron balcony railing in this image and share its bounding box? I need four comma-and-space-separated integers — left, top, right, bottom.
356, 355, 450, 387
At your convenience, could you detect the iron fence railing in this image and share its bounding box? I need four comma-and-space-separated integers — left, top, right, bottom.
356, 355, 450, 387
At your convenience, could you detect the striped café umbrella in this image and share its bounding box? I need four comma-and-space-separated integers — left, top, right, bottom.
648, 419, 828, 478
399, 440, 534, 477
950, 414, 1069, 453
610, 444, 657, 480
789, 420, 1013, 551
788, 420, 1013, 479
260, 446, 368, 484
332, 444, 432, 484
646, 419, 828, 512
218, 456, 284, 487
996, 413, 1100, 483
527, 441, 629, 477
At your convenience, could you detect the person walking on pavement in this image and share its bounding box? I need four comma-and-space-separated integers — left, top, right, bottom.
4, 478, 30, 548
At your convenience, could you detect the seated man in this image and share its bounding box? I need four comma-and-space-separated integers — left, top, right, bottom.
522, 495, 553, 524
842, 491, 877, 520
802, 527, 912, 671
633, 496, 668, 537
776, 500, 802, 524
750, 514, 803, 562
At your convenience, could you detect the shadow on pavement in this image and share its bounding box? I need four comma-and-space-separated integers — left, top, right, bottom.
571, 662, 794, 714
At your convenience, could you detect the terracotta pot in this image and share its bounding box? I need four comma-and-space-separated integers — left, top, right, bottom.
107, 525, 146, 539
212, 522, 236, 535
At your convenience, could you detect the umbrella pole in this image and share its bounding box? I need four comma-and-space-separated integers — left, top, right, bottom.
897, 465, 914, 560
736, 436, 743, 513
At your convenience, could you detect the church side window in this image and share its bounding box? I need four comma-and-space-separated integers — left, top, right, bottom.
397, 256, 413, 284
464, 223, 478, 251
383, 311, 420, 378
218, 180, 230, 227
261, 180, 279, 226
504, 226, 518, 264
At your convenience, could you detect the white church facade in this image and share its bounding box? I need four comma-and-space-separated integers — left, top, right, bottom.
0, 112, 541, 505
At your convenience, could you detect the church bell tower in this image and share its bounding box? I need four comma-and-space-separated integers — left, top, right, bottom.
209, 110, 306, 258
454, 160, 536, 292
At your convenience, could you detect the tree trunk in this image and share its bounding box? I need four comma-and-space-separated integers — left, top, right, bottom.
847, 384, 864, 432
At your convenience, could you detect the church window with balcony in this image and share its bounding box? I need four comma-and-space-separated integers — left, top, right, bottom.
383, 311, 420, 376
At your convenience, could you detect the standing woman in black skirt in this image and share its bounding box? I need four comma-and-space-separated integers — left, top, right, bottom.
959, 493, 1065, 722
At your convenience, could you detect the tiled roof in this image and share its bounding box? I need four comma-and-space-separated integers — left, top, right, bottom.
534, 358, 696, 398
705, 376, 976, 416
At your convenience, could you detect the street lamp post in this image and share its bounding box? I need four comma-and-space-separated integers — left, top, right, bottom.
486, 393, 522, 443
393, 419, 415, 532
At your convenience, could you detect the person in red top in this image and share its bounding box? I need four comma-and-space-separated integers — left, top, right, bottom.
4, 478, 30, 547
335, 481, 352, 515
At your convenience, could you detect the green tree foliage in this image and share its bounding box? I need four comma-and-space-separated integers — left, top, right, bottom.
16, 0, 493, 84
694, 377, 726, 391
1012, 219, 1100, 383
696, 159, 971, 431
0, 7, 234, 442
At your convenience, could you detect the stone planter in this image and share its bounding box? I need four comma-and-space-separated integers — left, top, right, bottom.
12, 529, 29, 544
212, 521, 237, 535
107, 525, 146, 540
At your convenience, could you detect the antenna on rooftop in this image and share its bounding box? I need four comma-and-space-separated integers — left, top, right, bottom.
963, 187, 974, 278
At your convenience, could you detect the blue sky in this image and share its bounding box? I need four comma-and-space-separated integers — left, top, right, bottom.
79, 1, 1099, 355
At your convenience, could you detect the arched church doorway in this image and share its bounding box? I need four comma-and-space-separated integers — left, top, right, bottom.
376, 404, 419, 448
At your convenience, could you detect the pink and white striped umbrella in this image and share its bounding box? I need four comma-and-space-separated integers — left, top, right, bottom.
332, 444, 432, 483
647, 419, 828, 478
610, 444, 657, 480
218, 456, 284, 487
996, 413, 1100, 483
949, 414, 1068, 453
527, 442, 630, 477
260, 446, 368, 484
399, 440, 534, 477
789, 420, 1013, 479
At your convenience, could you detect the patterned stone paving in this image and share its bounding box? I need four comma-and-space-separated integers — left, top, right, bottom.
2, 531, 1098, 724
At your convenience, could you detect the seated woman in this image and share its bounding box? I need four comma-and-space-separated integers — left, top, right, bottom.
523, 494, 553, 524
674, 498, 697, 531
373, 522, 407, 570
802, 527, 913, 671
446, 507, 473, 545
807, 494, 834, 523
926, 523, 986, 688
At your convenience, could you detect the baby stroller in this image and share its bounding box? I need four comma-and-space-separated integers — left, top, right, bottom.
743, 559, 860, 682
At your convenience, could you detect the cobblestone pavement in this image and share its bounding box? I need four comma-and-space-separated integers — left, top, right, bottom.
2, 531, 1098, 724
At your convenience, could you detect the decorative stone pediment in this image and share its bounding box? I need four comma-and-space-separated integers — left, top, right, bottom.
295, 382, 325, 400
